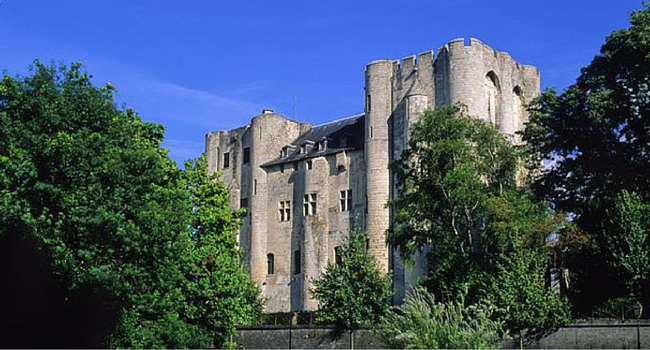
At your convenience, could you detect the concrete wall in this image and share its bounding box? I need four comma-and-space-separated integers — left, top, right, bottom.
236, 322, 650, 349
514, 321, 650, 349
235, 326, 386, 349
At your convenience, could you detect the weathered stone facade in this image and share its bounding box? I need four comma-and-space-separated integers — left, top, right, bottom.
205, 38, 540, 312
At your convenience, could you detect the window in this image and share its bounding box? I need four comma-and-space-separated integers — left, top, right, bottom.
340, 190, 352, 212
334, 246, 343, 266
240, 198, 248, 216
243, 147, 250, 164
303, 193, 317, 216
306, 160, 313, 170
485, 71, 501, 125
223, 152, 230, 169
279, 200, 291, 222
316, 140, 327, 152
365, 195, 368, 214
366, 94, 371, 112
294, 250, 301, 274
513, 86, 524, 131
254, 179, 258, 195
300, 144, 307, 154
267, 253, 275, 275
280, 164, 285, 173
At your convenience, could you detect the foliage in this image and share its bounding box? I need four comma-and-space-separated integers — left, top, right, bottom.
592, 296, 637, 319
389, 104, 572, 330
311, 228, 392, 330
490, 248, 571, 331
0, 62, 261, 348
522, 4, 650, 214
179, 156, 262, 346
379, 288, 504, 349
603, 190, 650, 296
521, 4, 650, 311
390, 105, 519, 297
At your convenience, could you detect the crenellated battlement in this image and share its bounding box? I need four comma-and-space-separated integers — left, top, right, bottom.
207, 37, 542, 312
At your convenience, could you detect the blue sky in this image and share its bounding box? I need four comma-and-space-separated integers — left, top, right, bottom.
0, 0, 642, 165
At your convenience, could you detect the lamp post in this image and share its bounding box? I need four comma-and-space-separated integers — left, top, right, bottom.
632, 301, 643, 350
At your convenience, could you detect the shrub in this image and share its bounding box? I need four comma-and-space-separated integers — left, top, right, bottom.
379, 288, 505, 349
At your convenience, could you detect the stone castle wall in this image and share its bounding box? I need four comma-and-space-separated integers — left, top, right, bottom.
205, 38, 540, 312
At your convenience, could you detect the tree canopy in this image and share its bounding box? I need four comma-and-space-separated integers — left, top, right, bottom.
522, 4, 650, 216
389, 105, 569, 329
521, 4, 650, 312
311, 228, 392, 331
0, 61, 261, 348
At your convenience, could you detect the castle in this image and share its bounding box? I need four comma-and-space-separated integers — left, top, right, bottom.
205, 38, 540, 312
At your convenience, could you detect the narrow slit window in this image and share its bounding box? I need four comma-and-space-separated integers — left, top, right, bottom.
267, 253, 275, 275
240, 198, 248, 217
243, 147, 250, 164
294, 250, 301, 274
223, 152, 230, 169
334, 246, 343, 266
306, 160, 313, 170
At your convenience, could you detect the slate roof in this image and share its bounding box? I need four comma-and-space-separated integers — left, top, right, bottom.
262, 113, 365, 167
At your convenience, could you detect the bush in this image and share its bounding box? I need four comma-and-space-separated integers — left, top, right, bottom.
379, 288, 505, 349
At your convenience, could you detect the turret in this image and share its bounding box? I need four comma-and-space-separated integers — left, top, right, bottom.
364, 59, 393, 273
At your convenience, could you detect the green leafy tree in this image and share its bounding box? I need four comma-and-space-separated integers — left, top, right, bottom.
380, 288, 504, 349
491, 248, 571, 332
604, 190, 650, 297
0, 62, 260, 348
311, 228, 392, 348
482, 190, 571, 331
390, 105, 570, 329
522, 5, 650, 216
180, 156, 262, 347
521, 4, 650, 311
390, 104, 519, 297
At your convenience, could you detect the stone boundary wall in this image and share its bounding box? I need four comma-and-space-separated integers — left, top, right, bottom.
235, 325, 385, 349
236, 321, 650, 349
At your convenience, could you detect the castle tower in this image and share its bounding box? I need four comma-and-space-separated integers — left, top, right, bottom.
364, 60, 393, 273
206, 38, 541, 312
435, 38, 540, 140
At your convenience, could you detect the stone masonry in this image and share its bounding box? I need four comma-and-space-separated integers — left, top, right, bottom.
205, 38, 540, 312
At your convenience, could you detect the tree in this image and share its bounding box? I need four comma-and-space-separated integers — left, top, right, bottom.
389, 105, 570, 329
180, 156, 262, 348
522, 4, 650, 220
521, 4, 650, 311
380, 288, 504, 349
390, 104, 519, 298
490, 248, 571, 332
0, 62, 261, 348
604, 190, 650, 297
311, 228, 392, 348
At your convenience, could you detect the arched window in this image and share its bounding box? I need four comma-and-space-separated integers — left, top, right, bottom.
513, 86, 524, 132
485, 71, 501, 125
267, 253, 274, 275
